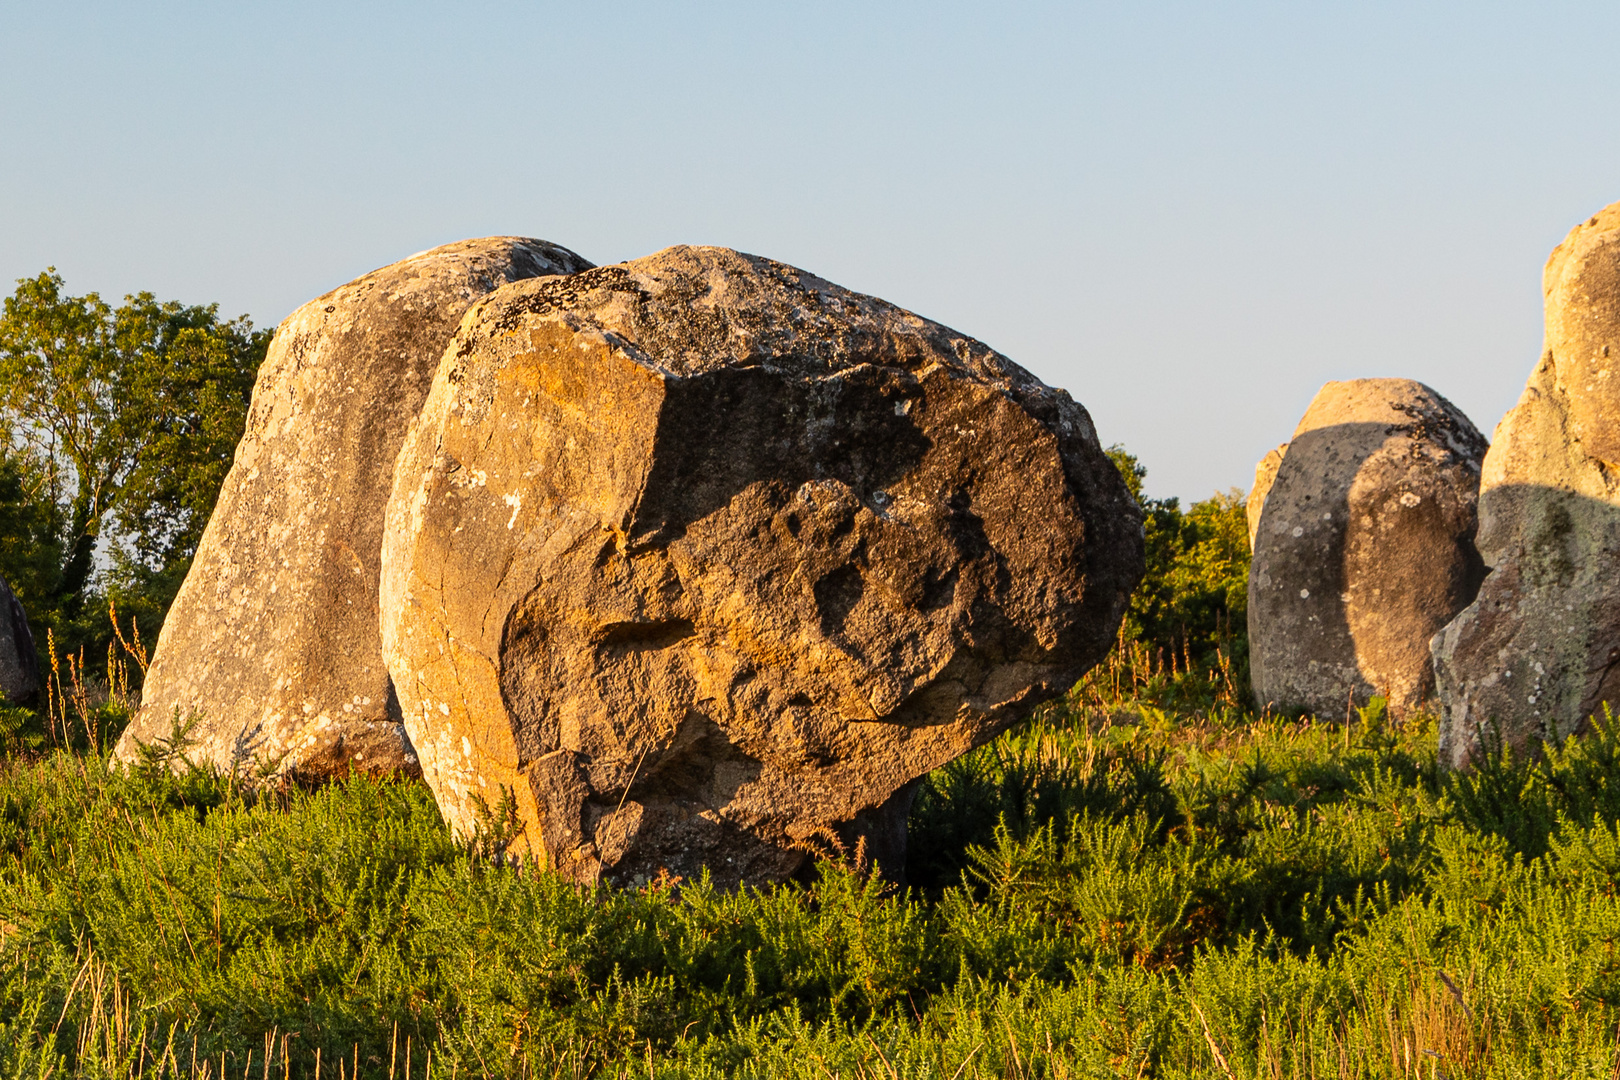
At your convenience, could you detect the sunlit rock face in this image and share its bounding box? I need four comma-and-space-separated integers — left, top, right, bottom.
1246, 444, 1287, 548
1435, 202, 1620, 768
115, 238, 592, 779
1249, 379, 1486, 720
380, 246, 1144, 887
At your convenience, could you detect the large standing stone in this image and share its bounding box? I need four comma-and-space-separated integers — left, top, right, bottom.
380, 246, 1143, 887
1433, 202, 1620, 767
1248, 379, 1487, 718
0, 575, 37, 705
115, 238, 592, 778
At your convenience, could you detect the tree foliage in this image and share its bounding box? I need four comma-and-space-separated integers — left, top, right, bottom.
1107, 445, 1250, 672
0, 270, 267, 670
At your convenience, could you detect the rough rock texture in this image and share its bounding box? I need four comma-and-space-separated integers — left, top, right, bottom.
380, 246, 1143, 887
1248, 379, 1487, 719
1434, 202, 1620, 768
0, 576, 37, 705
115, 238, 593, 777
1246, 444, 1288, 547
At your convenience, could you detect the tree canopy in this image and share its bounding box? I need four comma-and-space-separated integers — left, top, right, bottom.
0, 270, 267, 669
1106, 445, 1250, 673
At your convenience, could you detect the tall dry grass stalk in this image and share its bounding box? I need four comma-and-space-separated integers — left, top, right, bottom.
39, 601, 149, 754
1070, 624, 1245, 722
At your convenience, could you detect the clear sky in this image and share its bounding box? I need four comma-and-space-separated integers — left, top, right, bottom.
4, 2, 1618, 502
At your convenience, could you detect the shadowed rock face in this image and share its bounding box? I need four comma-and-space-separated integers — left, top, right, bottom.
0, 575, 37, 705
380, 246, 1144, 887
1249, 379, 1487, 719
115, 238, 593, 779
1434, 202, 1620, 768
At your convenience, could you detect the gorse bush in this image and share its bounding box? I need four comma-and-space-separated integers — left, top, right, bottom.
2, 706, 1620, 1077
1447, 702, 1620, 859
907, 720, 1178, 891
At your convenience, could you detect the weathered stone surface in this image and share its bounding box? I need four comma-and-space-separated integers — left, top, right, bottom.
115, 238, 592, 778
1248, 379, 1486, 718
0, 575, 37, 705
1246, 443, 1287, 547
380, 246, 1143, 887
1433, 202, 1620, 768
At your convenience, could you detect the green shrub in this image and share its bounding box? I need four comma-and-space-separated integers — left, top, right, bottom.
0, 704, 1615, 1076
1100, 446, 1252, 714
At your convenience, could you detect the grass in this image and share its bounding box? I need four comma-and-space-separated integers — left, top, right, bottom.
2, 660, 1620, 1076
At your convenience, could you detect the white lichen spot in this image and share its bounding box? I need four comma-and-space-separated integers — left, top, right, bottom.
1291, 526, 1304, 538
1399, 492, 1422, 508
438, 701, 451, 715
462, 735, 472, 758
504, 492, 522, 529
1299, 588, 1310, 599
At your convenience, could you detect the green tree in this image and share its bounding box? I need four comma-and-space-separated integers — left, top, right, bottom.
0, 442, 63, 616
0, 270, 267, 664
1106, 446, 1250, 671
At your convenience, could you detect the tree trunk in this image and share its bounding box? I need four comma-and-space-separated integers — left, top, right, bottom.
56, 487, 99, 618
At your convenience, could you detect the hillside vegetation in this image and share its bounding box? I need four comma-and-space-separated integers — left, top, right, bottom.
3, 634, 1620, 1076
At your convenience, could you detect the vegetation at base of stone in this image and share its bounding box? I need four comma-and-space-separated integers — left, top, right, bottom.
1104, 445, 1252, 710
0, 605, 145, 759
0, 270, 268, 682
4, 706, 1620, 1076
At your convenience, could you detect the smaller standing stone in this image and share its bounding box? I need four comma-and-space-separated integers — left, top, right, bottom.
0, 575, 37, 704
1246, 444, 1287, 547
1248, 379, 1487, 718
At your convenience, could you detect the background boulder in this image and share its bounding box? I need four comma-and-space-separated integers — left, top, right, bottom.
0, 575, 37, 705
1246, 443, 1287, 547
380, 246, 1144, 887
115, 238, 592, 778
1249, 379, 1486, 718
1434, 202, 1620, 767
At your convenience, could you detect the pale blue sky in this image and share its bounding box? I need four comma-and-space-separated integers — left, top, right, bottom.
4, 2, 1618, 501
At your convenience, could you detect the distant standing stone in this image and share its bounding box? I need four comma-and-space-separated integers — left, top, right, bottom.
1434, 201, 1620, 767
0, 575, 37, 705
380, 246, 1144, 887
1246, 444, 1287, 548
1249, 379, 1486, 718
115, 238, 593, 778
